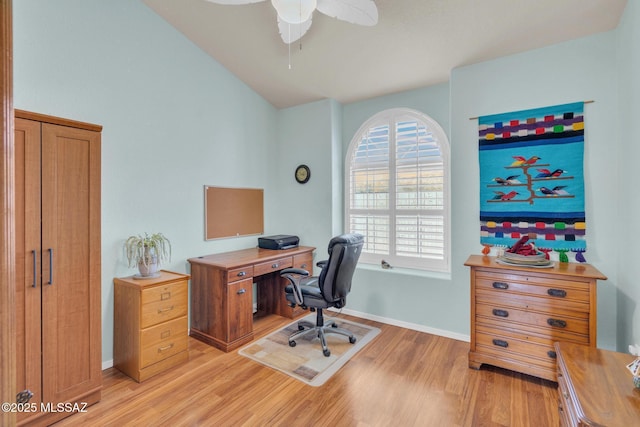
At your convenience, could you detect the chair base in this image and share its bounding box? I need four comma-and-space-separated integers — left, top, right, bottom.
288, 309, 356, 357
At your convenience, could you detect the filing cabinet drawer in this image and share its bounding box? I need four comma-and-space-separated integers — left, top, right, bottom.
141, 280, 188, 328
140, 315, 188, 351
141, 333, 188, 368
254, 256, 292, 276
227, 266, 253, 283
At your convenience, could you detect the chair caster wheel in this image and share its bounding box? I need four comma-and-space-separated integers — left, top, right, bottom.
323, 349, 331, 357
349, 336, 357, 344
331, 323, 338, 328
289, 341, 296, 347
298, 325, 305, 331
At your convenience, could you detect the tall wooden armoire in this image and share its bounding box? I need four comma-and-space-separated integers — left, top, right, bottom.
14, 110, 102, 426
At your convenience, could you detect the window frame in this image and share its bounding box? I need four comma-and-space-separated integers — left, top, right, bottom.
345, 108, 451, 273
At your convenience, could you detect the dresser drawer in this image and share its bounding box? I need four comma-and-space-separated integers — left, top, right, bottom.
476, 302, 589, 336
476, 288, 590, 314
140, 333, 188, 369
141, 280, 188, 328
475, 272, 590, 304
475, 331, 557, 371
254, 256, 292, 276
227, 266, 253, 283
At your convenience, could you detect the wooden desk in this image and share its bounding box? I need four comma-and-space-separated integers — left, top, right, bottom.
188, 246, 315, 352
555, 341, 640, 426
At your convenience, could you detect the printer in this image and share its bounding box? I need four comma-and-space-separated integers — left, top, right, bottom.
258, 234, 299, 250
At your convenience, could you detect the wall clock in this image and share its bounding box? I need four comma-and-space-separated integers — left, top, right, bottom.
295, 164, 310, 184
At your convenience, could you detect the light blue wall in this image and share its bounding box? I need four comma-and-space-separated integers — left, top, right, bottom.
450, 32, 620, 350
616, 0, 640, 351
14, 0, 639, 366
14, 0, 278, 365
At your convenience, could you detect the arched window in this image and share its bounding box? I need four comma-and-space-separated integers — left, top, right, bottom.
345, 108, 450, 272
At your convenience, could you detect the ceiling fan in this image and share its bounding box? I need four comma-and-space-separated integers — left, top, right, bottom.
205, 0, 378, 44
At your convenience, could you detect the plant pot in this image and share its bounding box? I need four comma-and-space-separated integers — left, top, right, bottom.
137, 256, 160, 278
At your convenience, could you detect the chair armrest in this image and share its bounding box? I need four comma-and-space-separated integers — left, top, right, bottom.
280, 268, 309, 276
280, 268, 309, 306
316, 260, 328, 269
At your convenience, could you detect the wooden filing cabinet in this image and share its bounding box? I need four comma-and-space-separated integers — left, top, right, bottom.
555, 341, 640, 426
465, 255, 606, 381
114, 270, 190, 382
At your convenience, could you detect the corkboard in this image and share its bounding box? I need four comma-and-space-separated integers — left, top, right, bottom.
204, 186, 264, 240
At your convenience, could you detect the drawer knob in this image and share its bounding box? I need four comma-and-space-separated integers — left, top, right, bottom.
492, 282, 509, 290
300, 263, 307, 269
237, 288, 246, 295
237, 271, 246, 277
272, 263, 279, 269
547, 318, 567, 328
492, 309, 509, 318
547, 288, 567, 298
157, 306, 174, 314
492, 339, 509, 348
547, 350, 557, 359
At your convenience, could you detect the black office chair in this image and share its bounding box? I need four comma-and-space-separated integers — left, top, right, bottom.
280, 233, 364, 357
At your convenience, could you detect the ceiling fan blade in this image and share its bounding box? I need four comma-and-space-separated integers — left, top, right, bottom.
316, 0, 378, 26
277, 16, 313, 44
205, 0, 266, 5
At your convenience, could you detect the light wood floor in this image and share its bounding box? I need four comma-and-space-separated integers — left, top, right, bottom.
54, 314, 559, 427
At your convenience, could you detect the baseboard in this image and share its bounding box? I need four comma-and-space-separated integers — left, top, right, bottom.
328, 307, 470, 343
103, 359, 114, 370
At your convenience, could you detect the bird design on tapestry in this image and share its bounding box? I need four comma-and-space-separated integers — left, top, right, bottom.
550, 168, 567, 177
539, 186, 570, 196
493, 175, 521, 185
499, 191, 519, 200
524, 156, 541, 165
511, 156, 526, 166
535, 168, 552, 178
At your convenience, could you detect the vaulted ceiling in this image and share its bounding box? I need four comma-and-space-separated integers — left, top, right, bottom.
143, 0, 628, 109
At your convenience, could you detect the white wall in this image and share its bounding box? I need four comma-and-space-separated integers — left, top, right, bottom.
14, 0, 278, 364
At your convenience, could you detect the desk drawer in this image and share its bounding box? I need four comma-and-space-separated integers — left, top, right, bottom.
293, 253, 313, 273
141, 280, 188, 328
254, 256, 292, 276
227, 266, 254, 283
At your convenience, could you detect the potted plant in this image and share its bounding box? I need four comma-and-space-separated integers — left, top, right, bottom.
124, 232, 171, 278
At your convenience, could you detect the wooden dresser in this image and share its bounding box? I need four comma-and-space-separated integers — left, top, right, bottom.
114, 270, 190, 382
465, 255, 606, 381
556, 341, 640, 426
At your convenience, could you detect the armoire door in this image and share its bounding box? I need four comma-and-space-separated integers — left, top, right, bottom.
14, 118, 43, 425
40, 122, 102, 406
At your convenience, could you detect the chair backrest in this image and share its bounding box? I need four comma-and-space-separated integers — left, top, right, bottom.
318, 234, 364, 307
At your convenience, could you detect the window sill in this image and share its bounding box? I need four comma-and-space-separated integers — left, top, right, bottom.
356, 263, 451, 281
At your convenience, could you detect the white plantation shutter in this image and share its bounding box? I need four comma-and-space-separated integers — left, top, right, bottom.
346, 109, 450, 272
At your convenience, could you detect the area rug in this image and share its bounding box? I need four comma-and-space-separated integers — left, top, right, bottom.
238, 315, 380, 387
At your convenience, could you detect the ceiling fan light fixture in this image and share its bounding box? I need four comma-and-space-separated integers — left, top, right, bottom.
271, 0, 317, 24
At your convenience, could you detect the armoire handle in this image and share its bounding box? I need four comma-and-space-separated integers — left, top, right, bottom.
32, 250, 37, 288
48, 248, 53, 285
